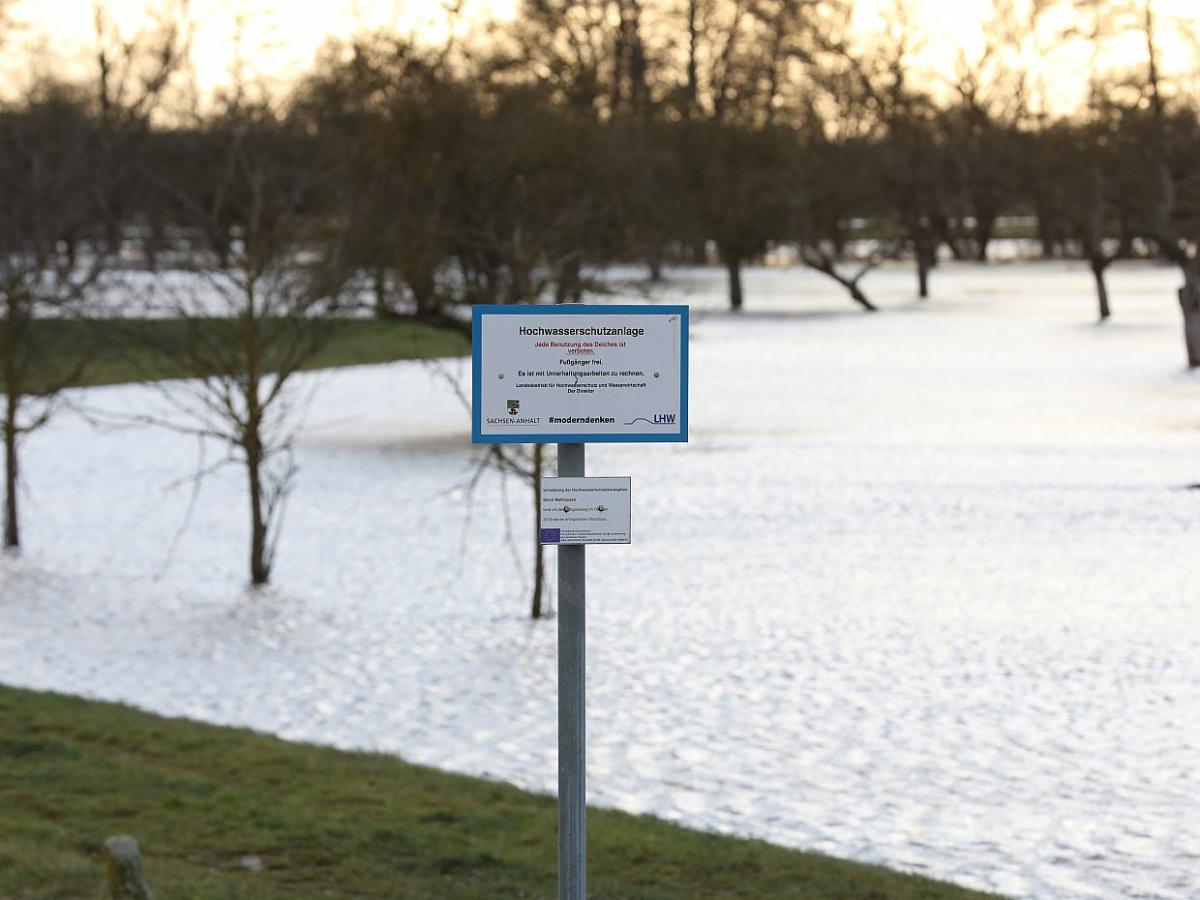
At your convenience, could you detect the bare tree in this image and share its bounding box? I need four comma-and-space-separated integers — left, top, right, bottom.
496, 0, 665, 120
298, 37, 470, 326
1071, 0, 1200, 357
1033, 0, 1151, 320
1068, 123, 1122, 321
828, 0, 943, 298
798, 245, 878, 311
128, 101, 350, 584
92, 1, 190, 124
1151, 109, 1200, 365
663, 0, 847, 309
793, 77, 885, 310
484, 442, 551, 618
938, 0, 1028, 262
0, 85, 104, 549
1131, 1, 1200, 364
0, 5, 184, 551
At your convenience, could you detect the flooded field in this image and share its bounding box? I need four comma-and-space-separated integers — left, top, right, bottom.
2, 260, 1198, 899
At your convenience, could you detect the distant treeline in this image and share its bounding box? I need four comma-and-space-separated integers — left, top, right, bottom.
3, 1, 1199, 318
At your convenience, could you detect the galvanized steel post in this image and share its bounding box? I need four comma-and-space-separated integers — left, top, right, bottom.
556, 442, 586, 900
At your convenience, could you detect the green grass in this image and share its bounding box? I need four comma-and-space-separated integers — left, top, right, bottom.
15, 318, 469, 392
0, 685, 1002, 900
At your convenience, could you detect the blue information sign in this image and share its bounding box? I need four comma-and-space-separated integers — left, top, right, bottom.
472, 304, 688, 444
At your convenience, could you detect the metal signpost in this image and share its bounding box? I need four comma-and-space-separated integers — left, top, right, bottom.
473, 304, 688, 900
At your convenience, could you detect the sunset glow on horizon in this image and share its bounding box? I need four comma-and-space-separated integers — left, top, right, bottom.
4, 0, 1199, 108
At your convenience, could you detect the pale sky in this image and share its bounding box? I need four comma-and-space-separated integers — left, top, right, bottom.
3, 0, 517, 97
4, 0, 1199, 106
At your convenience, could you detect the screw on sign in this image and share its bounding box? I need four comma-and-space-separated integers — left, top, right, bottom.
472, 304, 687, 900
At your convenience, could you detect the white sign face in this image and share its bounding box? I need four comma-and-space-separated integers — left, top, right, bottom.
472, 305, 688, 443
539, 477, 631, 545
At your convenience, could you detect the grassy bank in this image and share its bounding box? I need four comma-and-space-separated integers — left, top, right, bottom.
0, 685, 1001, 899
18, 318, 469, 392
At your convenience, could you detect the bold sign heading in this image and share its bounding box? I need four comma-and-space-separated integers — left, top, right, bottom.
472, 304, 689, 443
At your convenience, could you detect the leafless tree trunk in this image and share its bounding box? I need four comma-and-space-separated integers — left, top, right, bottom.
1151, 147, 1200, 365
685, 0, 700, 118
914, 227, 936, 299
1179, 277, 1200, 368
1093, 260, 1113, 322
3, 384, 17, 549
724, 253, 744, 311
974, 213, 996, 262
241, 301, 270, 585
553, 254, 584, 305
470, 440, 551, 619
801, 247, 879, 311
2, 293, 19, 549
246, 454, 269, 584
372, 266, 390, 317
1, 101, 106, 552
645, 247, 664, 281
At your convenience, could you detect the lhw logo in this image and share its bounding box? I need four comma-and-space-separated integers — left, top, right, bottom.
625, 412, 678, 427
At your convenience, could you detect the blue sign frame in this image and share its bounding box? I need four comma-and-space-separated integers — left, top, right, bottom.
472, 304, 689, 444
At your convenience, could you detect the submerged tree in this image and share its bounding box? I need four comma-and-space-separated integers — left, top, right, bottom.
1132, 4, 1200, 365
298, 37, 473, 325
665, 0, 840, 310
0, 5, 184, 550
479, 442, 550, 619
130, 101, 350, 584
830, 0, 944, 299
793, 93, 884, 310
0, 85, 106, 549
1150, 107, 1200, 365
676, 120, 800, 310
1074, 0, 1200, 359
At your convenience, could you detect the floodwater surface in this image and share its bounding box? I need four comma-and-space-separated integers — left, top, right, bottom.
2, 261, 1198, 899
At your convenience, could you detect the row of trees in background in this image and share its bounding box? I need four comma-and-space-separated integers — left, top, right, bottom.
2, 0, 1200, 598
8, 0, 1199, 312
323, 0, 1200, 320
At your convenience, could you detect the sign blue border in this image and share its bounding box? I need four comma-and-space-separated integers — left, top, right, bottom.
472, 304, 689, 444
